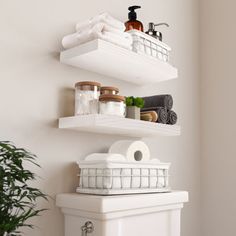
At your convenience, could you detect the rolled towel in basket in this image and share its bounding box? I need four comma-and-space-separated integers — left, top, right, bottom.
142, 95, 173, 111
167, 110, 178, 125
76, 12, 126, 32
62, 23, 132, 50
141, 107, 168, 124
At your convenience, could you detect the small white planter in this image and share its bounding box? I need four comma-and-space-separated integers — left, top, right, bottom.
126, 106, 140, 120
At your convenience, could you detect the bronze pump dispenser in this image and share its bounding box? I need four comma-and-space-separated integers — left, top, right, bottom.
145, 22, 169, 41
125, 6, 144, 32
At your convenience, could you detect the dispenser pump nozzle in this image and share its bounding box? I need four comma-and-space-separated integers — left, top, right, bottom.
128, 5, 141, 21
146, 22, 169, 41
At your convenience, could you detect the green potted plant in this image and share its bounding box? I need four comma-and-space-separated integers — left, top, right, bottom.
125, 96, 145, 120
0, 141, 48, 236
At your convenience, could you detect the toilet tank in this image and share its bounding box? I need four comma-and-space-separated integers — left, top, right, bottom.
56, 191, 188, 236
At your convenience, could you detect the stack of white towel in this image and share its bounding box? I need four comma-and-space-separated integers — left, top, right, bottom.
62, 13, 132, 50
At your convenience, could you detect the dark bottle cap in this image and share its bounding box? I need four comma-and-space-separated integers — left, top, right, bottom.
128, 6, 141, 21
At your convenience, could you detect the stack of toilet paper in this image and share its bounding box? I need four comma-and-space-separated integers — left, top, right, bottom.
76, 140, 170, 195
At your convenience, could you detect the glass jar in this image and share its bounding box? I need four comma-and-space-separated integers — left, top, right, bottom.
75, 81, 101, 115
100, 86, 119, 95
99, 95, 126, 117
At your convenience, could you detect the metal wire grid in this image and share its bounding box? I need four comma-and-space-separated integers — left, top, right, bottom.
78, 168, 169, 190
131, 35, 170, 62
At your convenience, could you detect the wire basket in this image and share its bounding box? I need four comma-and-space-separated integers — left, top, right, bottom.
127, 29, 171, 62
76, 159, 170, 195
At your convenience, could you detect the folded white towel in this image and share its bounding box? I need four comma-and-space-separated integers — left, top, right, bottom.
150, 169, 158, 188
132, 169, 141, 188
76, 12, 125, 32
141, 169, 149, 188
121, 169, 131, 188
62, 23, 132, 50
95, 31, 132, 49
88, 169, 96, 188
84, 153, 126, 162
157, 169, 166, 188
93, 22, 127, 37
82, 169, 89, 188
112, 169, 121, 189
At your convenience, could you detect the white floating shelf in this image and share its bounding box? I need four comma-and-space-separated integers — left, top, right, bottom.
60, 39, 178, 85
58, 114, 181, 138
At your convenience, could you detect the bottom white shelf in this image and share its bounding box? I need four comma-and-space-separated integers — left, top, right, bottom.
58, 114, 180, 138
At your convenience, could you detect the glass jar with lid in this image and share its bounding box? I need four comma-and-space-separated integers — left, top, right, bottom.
99, 94, 126, 117
100, 86, 119, 95
75, 81, 101, 115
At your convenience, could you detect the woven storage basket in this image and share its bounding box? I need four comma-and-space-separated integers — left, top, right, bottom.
127, 29, 171, 62
76, 154, 170, 195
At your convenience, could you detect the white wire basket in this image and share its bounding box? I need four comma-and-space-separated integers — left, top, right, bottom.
127, 29, 171, 62
76, 154, 170, 195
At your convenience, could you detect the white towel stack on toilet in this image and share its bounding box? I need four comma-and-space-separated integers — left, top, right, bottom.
62, 12, 133, 50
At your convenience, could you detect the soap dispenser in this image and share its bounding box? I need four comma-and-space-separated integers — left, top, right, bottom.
145, 22, 169, 41
125, 6, 144, 32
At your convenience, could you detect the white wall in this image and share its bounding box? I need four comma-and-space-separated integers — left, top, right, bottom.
0, 0, 200, 235
200, 0, 236, 235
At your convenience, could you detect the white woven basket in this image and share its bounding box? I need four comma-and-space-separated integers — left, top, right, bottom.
127, 29, 171, 62
76, 154, 170, 195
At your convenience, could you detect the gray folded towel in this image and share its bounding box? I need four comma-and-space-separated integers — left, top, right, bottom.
142, 95, 173, 110
141, 107, 168, 124
167, 110, 178, 125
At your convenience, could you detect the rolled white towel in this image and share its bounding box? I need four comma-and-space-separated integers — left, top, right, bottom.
62, 32, 79, 49
76, 12, 125, 32
62, 23, 132, 50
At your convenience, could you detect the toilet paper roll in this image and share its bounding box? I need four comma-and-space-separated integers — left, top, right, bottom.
108, 140, 150, 162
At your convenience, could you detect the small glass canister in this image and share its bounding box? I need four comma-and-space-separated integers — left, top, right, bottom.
99, 94, 126, 117
75, 81, 101, 115
100, 86, 119, 95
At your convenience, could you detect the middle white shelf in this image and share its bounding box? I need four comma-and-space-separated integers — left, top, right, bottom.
59, 114, 181, 138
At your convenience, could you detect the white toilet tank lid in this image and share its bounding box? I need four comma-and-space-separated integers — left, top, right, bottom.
56, 191, 188, 214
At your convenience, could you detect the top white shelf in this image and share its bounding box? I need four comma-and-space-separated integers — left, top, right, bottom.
60, 39, 178, 85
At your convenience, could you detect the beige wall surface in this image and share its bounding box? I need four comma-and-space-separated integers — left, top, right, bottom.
200, 0, 236, 235
0, 0, 200, 235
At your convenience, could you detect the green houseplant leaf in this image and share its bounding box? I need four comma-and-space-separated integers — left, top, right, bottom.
125, 96, 145, 108
0, 141, 48, 236
125, 96, 134, 107
133, 97, 145, 108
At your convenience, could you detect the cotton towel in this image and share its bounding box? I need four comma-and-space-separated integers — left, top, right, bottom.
76, 12, 125, 32
167, 110, 178, 125
62, 23, 132, 50
141, 107, 168, 124
142, 95, 173, 111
